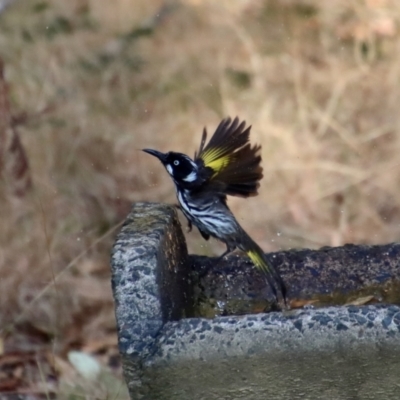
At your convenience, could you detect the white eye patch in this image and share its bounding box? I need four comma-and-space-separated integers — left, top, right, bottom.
166, 164, 173, 175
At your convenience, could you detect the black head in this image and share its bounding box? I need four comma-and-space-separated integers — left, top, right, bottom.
143, 149, 198, 183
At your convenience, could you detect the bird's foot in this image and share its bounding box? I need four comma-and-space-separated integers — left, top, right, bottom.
215, 248, 235, 263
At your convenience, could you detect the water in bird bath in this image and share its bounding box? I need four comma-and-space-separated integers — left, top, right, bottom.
139, 345, 400, 399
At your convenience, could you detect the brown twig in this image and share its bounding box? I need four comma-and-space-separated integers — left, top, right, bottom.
0, 58, 32, 198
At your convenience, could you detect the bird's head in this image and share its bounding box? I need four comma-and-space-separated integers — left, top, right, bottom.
142, 149, 199, 184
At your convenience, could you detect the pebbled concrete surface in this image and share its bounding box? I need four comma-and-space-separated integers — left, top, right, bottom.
148, 305, 400, 366
111, 202, 400, 399
192, 244, 400, 298
192, 243, 400, 316
110, 202, 192, 358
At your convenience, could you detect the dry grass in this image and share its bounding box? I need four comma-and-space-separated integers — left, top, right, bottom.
1, 0, 400, 394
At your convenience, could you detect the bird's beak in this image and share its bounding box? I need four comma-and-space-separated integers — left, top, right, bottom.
142, 149, 167, 162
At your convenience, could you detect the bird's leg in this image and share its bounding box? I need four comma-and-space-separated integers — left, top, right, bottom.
216, 244, 236, 262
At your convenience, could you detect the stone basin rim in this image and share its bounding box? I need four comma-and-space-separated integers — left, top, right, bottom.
144, 304, 400, 367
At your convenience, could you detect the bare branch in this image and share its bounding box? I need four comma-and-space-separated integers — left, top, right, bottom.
0, 59, 32, 198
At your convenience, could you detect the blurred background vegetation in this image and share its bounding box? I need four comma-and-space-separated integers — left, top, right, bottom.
1, 0, 400, 396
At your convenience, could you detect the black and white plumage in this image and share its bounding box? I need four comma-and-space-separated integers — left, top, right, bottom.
143, 117, 286, 306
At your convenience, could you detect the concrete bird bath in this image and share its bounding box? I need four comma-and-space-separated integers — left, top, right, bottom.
111, 202, 400, 399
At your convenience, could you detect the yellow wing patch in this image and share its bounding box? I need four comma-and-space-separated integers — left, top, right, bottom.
201, 148, 233, 175
207, 155, 232, 174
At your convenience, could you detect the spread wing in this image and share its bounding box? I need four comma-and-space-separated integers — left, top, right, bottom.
195, 117, 263, 197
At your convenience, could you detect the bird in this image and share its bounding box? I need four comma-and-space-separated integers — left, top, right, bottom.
142, 117, 287, 306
